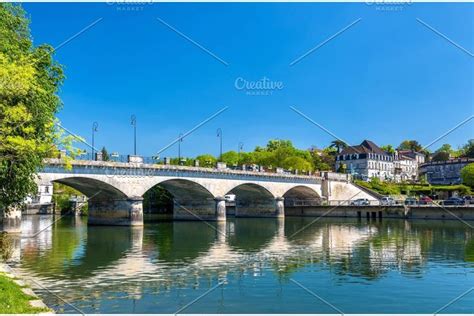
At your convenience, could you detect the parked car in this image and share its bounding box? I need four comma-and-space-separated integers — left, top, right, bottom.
380, 196, 395, 206
443, 197, 465, 206
419, 196, 433, 205
404, 197, 418, 205
224, 194, 235, 202
463, 196, 474, 205
351, 198, 370, 206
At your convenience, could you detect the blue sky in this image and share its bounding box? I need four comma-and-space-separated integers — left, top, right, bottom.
23, 2, 473, 157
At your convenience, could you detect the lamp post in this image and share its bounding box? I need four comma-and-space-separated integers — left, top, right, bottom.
91, 122, 98, 160
131, 115, 137, 155
216, 128, 222, 161
178, 133, 183, 164
238, 142, 243, 164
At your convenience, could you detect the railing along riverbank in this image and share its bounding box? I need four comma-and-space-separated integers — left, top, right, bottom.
286, 204, 474, 221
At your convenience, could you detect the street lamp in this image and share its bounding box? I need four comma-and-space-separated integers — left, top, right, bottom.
91, 122, 98, 160
178, 133, 183, 164
131, 115, 137, 156
238, 142, 244, 164
216, 128, 222, 161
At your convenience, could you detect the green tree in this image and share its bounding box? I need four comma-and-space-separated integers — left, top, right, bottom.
461, 163, 474, 188
337, 163, 347, 173
195, 154, 217, 168
0, 4, 64, 211
221, 151, 239, 166
282, 156, 313, 172
329, 140, 347, 153
101, 146, 109, 161
266, 139, 293, 151
381, 144, 395, 154
309, 147, 333, 171
461, 139, 474, 158
435, 143, 453, 154
397, 140, 423, 152
239, 152, 256, 165
253, 150, 274, 167
432, 151, 450, 162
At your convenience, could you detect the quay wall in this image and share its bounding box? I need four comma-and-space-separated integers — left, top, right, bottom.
286, 205, 474, 221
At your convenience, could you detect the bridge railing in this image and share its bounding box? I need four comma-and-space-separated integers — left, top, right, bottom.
74, 153, 160, 164
65, 153, 349, 182
284, 198, 323, 207
44, 158, 325, 182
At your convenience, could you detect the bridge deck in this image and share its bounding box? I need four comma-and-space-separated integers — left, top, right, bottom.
43, 158, 327, 183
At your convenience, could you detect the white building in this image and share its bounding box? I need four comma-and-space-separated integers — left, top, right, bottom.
25, 183, 53, 205
335, 140, 427, 182
335, 140, 395, 181
393, 150, 424, 182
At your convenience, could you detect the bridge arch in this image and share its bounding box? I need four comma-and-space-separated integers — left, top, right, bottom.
226, 183, 278, 217
283, 185, 321, 206
44, 176, 143, 226
52, 176, 128, 201
156, 179, 215, 201
142, 178, 216, 220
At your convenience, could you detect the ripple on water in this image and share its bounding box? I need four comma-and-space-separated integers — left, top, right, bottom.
2, 216, 473, 313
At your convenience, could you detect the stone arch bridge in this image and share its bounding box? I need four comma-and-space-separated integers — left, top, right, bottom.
36, 159, 375, 226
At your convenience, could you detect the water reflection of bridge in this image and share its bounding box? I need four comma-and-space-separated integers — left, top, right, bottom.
1, 216, 470, 313
7, 216, 459, 289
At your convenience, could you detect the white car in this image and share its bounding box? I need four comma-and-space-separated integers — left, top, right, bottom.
380, 196, 395, 206
351, 198, 370, 206
224, 194, 235, 202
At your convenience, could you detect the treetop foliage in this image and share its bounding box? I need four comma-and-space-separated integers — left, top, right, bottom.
0, 3, 64, 210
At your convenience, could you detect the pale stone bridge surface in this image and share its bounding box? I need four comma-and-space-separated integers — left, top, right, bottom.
35, 159, 376, 226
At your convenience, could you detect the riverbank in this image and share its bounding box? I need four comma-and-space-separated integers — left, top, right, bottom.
286, 205, 474, 220
0, 264, 51, 314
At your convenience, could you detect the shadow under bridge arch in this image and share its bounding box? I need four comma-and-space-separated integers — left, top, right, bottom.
145, 179, 217, 221
227, 183, 281, 218
283, 185, 322, 207
52, 177, 143, 226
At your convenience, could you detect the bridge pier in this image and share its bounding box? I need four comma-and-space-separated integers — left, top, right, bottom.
275, 197, 285, 218
235, 197, 285, 218
88, 197, 143, 226
215, 196, 226, 221
173, 197, 227, 221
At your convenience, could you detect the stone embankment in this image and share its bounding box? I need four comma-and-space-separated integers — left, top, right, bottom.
286, 205, 474, 221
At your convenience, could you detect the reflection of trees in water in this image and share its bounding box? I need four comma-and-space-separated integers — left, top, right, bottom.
20, 218, 137, 280
227, 218, 278, 252
241, 220, 468, 282
0, 232, 14, 261
21, 217, 85, 277
13, 216, 474, 308
151, 221, 216, 263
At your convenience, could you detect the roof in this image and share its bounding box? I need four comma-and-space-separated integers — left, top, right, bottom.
397, 154, 416, 161
398, 150, 424, 157
339, 140, 388, 156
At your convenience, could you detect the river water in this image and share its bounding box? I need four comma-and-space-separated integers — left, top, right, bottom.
1, 215, 473, 313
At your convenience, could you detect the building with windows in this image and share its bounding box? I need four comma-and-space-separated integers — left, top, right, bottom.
393, 151, 424, 182
397, 150, 425, 165
335, 140, 394, 181
25, 183, 53, 205
419, 158, 473, 185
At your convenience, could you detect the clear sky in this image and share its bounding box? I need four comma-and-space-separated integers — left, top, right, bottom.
23, 2, 473, 158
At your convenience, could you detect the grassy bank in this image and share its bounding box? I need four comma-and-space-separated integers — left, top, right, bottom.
0, 272, 49, 313
355, 179, 472, 197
